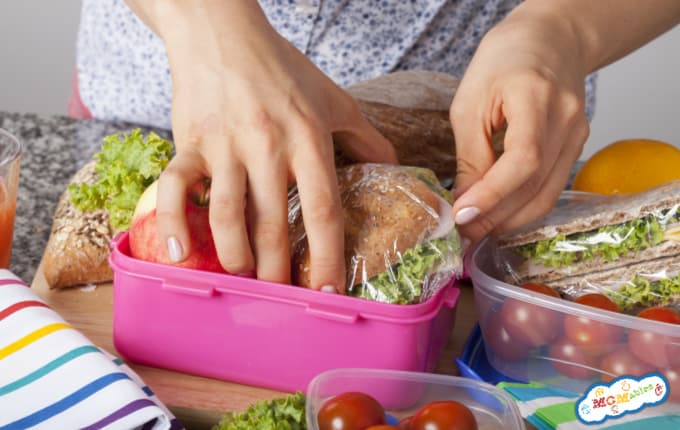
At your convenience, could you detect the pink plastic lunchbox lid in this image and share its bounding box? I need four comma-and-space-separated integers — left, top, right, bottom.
109, 232, 461, 324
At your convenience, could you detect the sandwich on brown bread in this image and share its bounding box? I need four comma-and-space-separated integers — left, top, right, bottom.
290, 163, 462, 304
549, 254, 680, 313
497, 180, 680, 286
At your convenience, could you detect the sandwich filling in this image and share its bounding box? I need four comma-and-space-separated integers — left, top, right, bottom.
515, 207, 680, 268
607, 271, 680, 312
347, 230, 461, 304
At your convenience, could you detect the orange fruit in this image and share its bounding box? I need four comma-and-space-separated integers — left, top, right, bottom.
571, 139, 680, 194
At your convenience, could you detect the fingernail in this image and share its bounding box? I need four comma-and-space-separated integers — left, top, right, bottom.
455, 207, 480, 225
167, 236, 183, 262
321, 285, 338, 294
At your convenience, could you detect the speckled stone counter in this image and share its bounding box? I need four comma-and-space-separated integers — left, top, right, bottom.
0, 111, 170, 282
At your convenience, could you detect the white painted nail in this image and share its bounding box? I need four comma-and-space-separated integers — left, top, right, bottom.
455, 207, 481, 225
167, 236, 183, 262
321, 285, 338, 294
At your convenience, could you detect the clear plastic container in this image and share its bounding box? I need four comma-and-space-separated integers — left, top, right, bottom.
109, 232, 461, 392
306, 368, 526, 430
468, 236, 680, 400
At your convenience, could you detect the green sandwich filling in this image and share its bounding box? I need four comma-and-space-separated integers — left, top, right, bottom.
515, 210, 680, 268
347, 231, 461, 305
607, 272, 680, 312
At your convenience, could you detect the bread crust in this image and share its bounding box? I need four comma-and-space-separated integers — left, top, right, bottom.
290, 164, 442, 288
43, 161, 114, 288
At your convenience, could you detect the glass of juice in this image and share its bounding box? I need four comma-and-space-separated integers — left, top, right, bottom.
0, 128, 21, 269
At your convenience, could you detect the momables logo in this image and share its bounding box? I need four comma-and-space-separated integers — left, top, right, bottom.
576, 373, 669, 424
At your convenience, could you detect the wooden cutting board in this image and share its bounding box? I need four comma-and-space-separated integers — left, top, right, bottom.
30, 262, 478, 430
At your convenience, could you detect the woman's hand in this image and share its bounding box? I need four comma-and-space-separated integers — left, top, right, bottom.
450, 0, 680, 245
131, 1, 397, 292
450, 7, 590, 244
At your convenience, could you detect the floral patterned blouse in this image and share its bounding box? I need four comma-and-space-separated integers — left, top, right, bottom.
76, 0, 596, 129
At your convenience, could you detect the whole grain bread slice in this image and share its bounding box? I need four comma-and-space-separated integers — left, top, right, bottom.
497, 180, 680, 248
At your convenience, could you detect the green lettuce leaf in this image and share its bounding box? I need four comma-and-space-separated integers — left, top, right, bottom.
515, 215, 666, 268
68, 129, 173, 231
348, 232, 461, 304
607, 273, 680, 312
211, 392, 307, 430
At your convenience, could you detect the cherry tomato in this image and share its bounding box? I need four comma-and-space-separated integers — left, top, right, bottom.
637, 306, 680, 324
317, 392, 386, 430
366, 426, 400, 430
520, 282, 561, 298
501, 284, 563, 347
564, 294, 624, 357
398, 416, 412, 430
483, 312, 530, 361
548, 336, 599, 379
598, 347, 655, 383
410, 401, 478, 430
659, 367, 680, 402
628, 307, 680, 368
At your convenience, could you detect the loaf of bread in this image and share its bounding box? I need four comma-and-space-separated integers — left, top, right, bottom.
344, 70, 505, 185
43, 161, 114, 288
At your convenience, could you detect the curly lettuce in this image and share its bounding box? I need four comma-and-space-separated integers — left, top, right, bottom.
515, 215, 666, 268
211, 392, 307, 430
607, 273, 680, 312
68, 129, 173, 231
348, 232, 461, 304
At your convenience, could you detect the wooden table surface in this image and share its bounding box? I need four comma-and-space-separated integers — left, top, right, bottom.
31, 265, 480, 430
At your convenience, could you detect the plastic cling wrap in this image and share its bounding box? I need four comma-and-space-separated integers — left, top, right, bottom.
288, 163, 463, 305
493, 186, 680, 315
496, 182, 680, 286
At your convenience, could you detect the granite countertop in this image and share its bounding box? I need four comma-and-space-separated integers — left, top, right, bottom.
0, 111, 169, 282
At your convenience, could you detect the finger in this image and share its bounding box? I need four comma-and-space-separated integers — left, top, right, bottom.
333, 97, 399, 164
449, 89, 498, 199
155, 151, 206, 263
490, 117, 589, 235
458, 116, 588, 243
208, 154, 255, 275
451, 92, 548, 230
292, 128, 346, 293
245, 148, 291, 284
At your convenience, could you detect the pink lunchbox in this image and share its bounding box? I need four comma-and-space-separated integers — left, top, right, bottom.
109, 232, 461, 392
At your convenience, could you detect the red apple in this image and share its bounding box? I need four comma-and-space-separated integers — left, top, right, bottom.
128, 179, 226, 272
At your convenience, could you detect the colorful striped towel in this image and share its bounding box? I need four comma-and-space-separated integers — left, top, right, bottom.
0, 269, 183, 430
499, 381, 680, 430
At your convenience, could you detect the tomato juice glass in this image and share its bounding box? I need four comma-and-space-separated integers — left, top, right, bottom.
0, 128, 21, 268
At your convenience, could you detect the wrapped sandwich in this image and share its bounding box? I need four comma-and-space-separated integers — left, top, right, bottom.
289, 163, 463, 304
496, 182, 680, 313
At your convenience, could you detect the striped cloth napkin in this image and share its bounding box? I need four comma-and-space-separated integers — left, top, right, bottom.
0, 269, 183, 430
499, 381, 680, 430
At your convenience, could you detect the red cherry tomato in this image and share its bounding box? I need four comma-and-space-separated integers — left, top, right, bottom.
548, 336, 599, 379
398, 416, 413, 430
628, 307, 680, 368
366, 426, 400, 430
317, 392, 386, 430
598, 347, 655, 383
659, 367, 680, 402
483, 312, 530, 361
409, 401, 478, 430
637, 306, 680, 324
520, 282, 561, 297
564, 294, 624, 357
501, 284, 563, 347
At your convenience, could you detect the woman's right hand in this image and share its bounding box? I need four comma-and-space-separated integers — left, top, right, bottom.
127, 0, 397, 292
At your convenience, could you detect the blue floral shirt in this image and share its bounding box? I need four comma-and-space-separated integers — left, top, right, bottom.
77, 0, 596, 129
